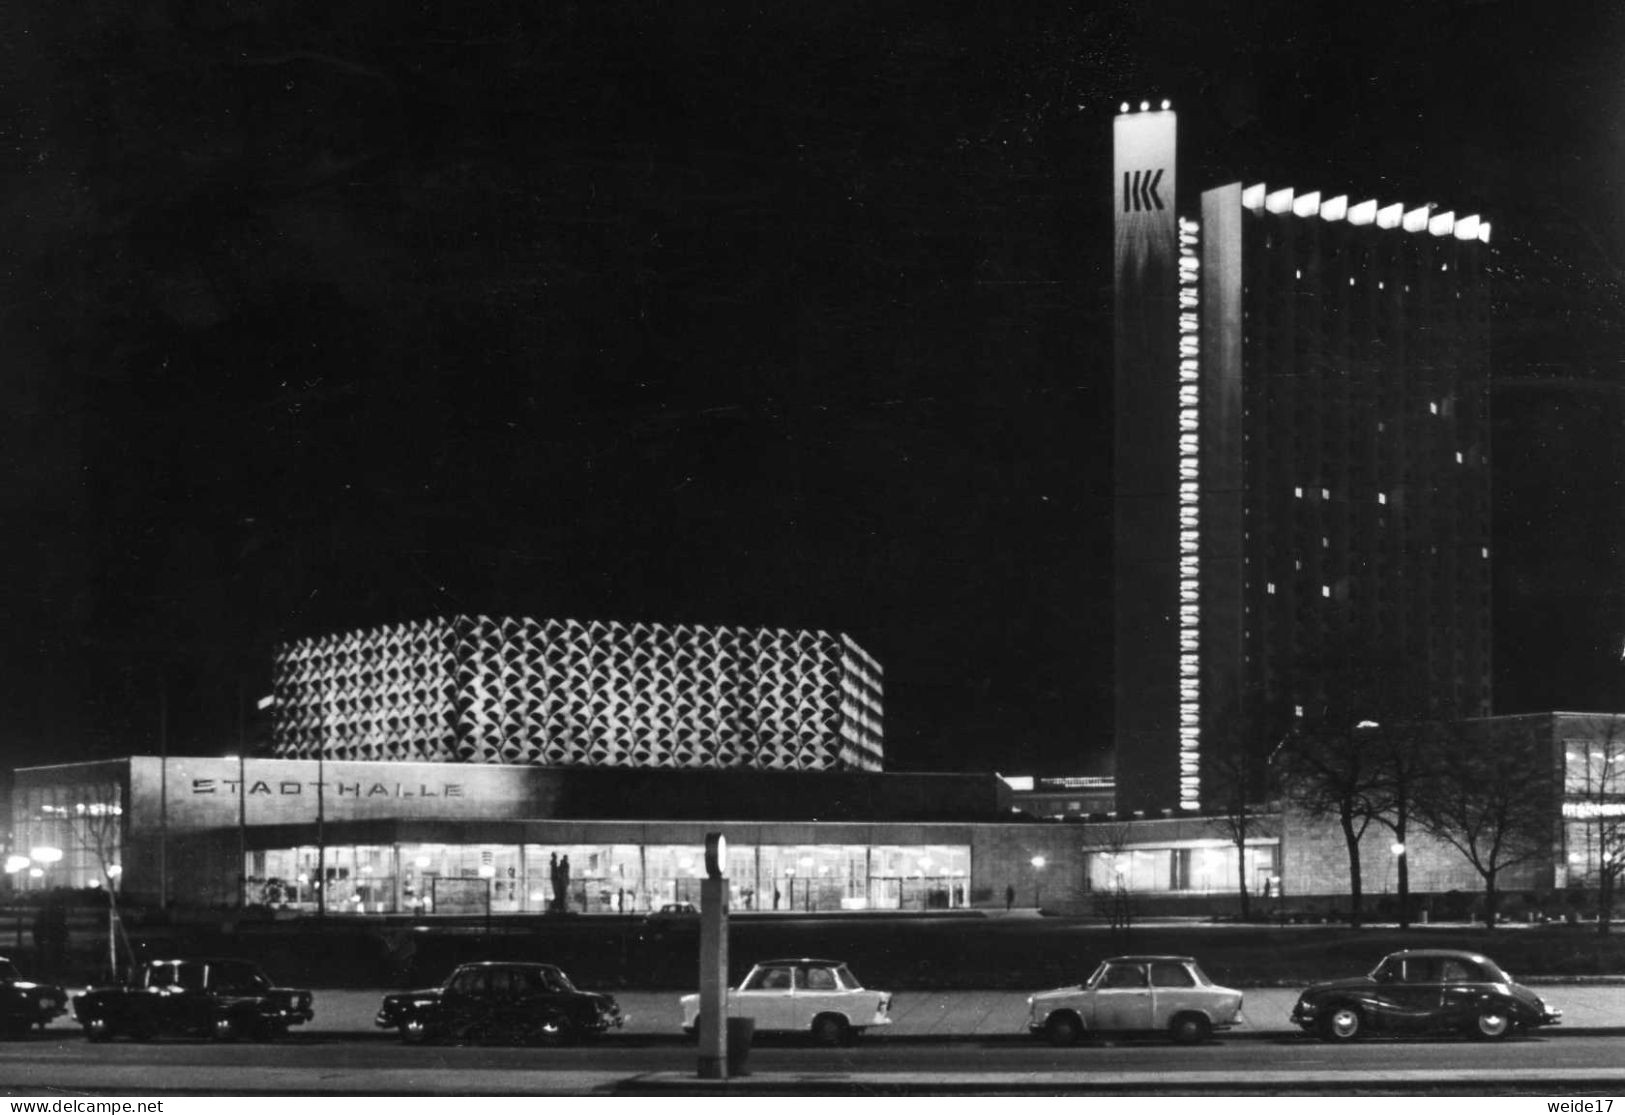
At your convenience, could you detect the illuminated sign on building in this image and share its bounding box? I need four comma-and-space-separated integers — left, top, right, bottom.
1176, 214, 1201, 811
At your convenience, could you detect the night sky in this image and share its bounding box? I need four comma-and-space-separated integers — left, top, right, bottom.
3, 0, 1622, 776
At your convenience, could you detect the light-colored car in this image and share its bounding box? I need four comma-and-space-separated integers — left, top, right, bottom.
1027, 955, 1244, 1046
680, 958, 893, 1046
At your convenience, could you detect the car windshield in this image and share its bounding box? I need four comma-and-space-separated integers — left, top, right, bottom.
539, 967, 576, 993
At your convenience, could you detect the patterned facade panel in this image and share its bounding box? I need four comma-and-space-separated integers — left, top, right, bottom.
269, 615, 883, 771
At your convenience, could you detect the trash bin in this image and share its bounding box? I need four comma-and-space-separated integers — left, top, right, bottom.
726, 1016, 755, 1076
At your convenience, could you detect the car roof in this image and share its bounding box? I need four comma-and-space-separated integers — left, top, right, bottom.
1101, 955, 1200, 964
754, 958, 847, 967
455, 961, 564, 970
1383, 950, 1495, 963
142, 957, 262, 966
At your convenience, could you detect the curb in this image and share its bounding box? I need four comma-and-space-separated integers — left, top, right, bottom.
615, 1067, 1625, 1095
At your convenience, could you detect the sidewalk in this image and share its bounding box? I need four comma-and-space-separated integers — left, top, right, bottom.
124, 983, 1619, 1039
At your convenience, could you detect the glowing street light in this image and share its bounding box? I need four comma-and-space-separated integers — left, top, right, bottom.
1031, 855, 1047, 910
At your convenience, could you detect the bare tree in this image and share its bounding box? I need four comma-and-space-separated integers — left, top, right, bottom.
1414, 719, 1557, 928
1277, 720, 1383, 926
1279, 645, 1448, 928
1361, 719, 1445, 929
1081, 821, 1138, 948
60, 781, 134, 980
1204, 704, 1281, 922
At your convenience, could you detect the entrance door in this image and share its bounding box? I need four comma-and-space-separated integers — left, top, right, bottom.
1091, 960, 1154, 1031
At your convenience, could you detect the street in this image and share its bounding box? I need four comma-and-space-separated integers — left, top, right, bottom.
1, 1029, 1622, 1095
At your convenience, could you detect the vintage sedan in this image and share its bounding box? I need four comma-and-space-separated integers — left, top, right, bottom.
376, 961, 624, 1045
72, 958, 313, 1042
0, 957, 68, 1037
1027, 955, 1245, 1046
680, 958, 892, 1046
1291, 949, 1562, 1042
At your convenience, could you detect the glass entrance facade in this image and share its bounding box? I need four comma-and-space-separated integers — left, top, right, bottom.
247, 840, 971, 915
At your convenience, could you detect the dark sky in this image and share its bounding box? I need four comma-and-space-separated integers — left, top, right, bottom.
3, 0, 1622, 775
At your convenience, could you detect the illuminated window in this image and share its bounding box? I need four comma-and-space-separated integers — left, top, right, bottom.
1267, 582, 1276, 595
1321, 488, 1330, 500
1378, 493, 1387, 505
1322, 585, 1330, 598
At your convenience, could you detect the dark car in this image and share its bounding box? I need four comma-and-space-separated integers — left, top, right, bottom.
637, 902, 701, 942
72, 958, 314, 1042
1291, 949, 1562, 1042
0, 957, 68, 1037
375, 961, 625, 1045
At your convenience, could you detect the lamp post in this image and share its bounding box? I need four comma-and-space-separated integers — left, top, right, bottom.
226, 752, 247, 909
1031, 855, 1047, 910
697, 833, 731, 1080
479, 863, 496, 943
1357, 718, 1412, 928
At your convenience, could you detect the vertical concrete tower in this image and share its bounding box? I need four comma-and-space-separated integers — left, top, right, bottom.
1112, 102, 1190, 813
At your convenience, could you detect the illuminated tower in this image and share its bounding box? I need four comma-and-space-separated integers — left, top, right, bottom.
1113, 103, 1494, 814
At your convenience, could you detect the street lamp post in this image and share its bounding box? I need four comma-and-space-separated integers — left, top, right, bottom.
1031, 855, 1047, 910
697, 833, 731, 1081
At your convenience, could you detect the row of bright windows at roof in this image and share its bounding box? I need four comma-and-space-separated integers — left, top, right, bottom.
1242, 185, 1490, 243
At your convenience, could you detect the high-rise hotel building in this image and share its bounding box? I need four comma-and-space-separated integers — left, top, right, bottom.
1113, 103, 1493, 813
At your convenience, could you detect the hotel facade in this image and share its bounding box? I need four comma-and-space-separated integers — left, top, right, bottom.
1113, 103, 1493, 815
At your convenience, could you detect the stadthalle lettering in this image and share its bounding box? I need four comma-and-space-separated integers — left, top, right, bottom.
191, 778, 463, 798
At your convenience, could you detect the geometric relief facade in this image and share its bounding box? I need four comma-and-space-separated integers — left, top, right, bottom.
270, 615, 884, 771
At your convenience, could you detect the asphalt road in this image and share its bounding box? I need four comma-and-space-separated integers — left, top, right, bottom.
2, 1030, 1623, 1095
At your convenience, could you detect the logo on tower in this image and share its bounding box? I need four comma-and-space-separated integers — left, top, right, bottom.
1123, 169, 1166, 212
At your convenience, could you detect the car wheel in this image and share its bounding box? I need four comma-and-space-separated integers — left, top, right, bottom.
1319, 1004, 1363, 1043
84, 1016, 116, 1043
1169, 1013, 1212, 1046
213, 1015, 240, 1043
1469, 1008, 1511, 1041
1044, 1013, 1083, 1048
811, 1013, 849, 1047
533, 1013, 572, 1047
400, 1017, 432, 1044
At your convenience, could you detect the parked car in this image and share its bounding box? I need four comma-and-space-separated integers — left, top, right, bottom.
72, 958, 313, 1042
1291, 949, 1562, 1042
0, 957, 68, 1037
376, 961, 625, 1045
1026, 955, 1244, 1046
638, 902, 701, 940
680, 958, 893, 1046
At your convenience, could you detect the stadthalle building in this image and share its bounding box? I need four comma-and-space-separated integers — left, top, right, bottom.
10, 107, 1621, 917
